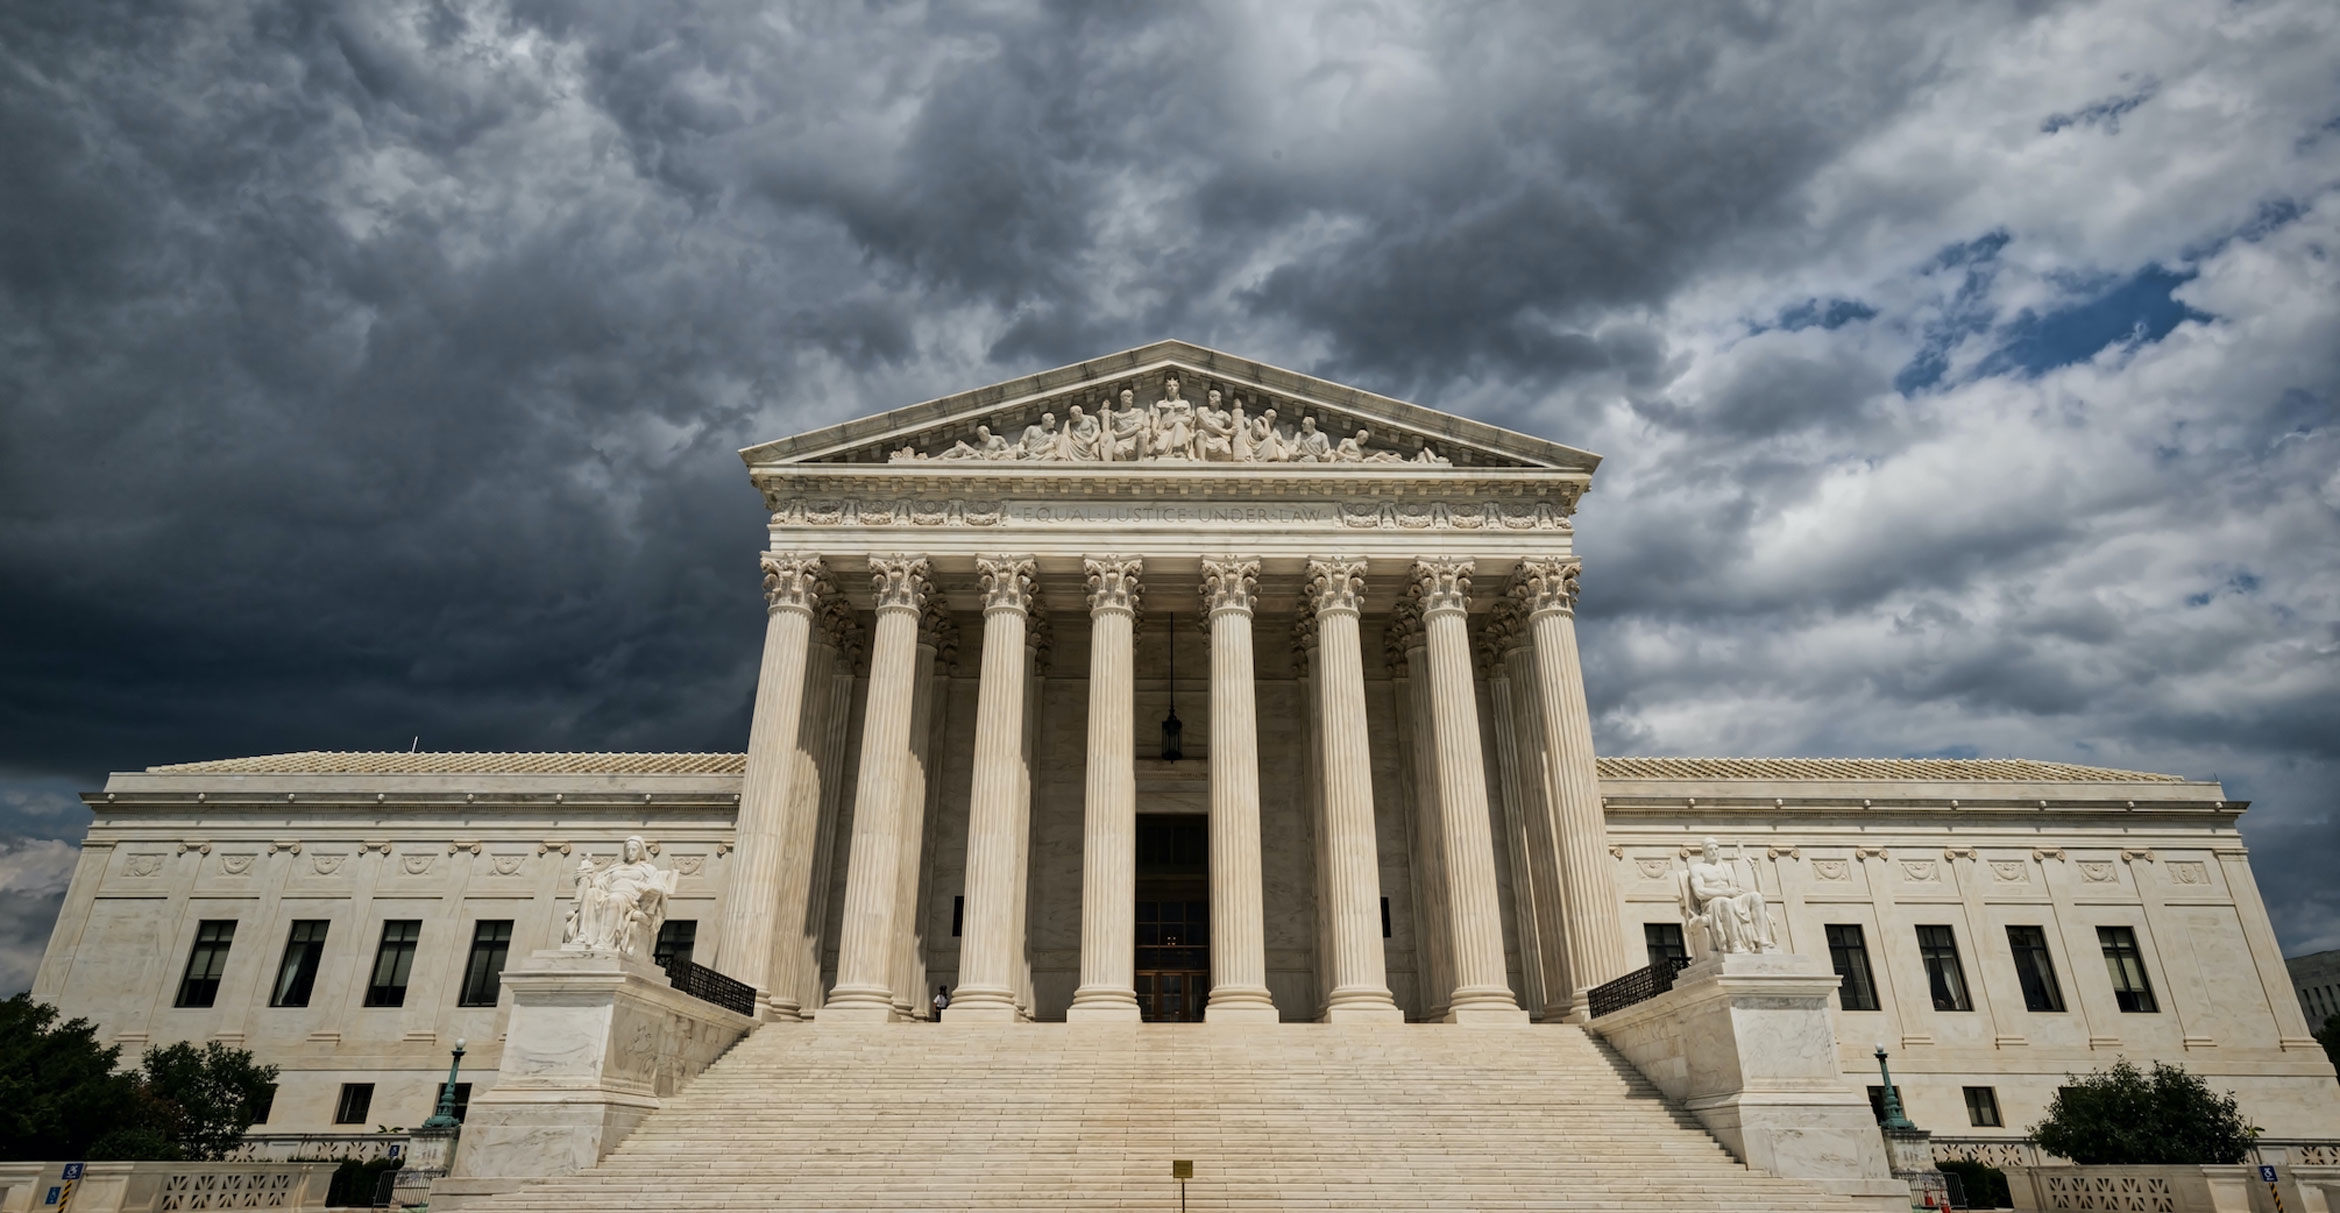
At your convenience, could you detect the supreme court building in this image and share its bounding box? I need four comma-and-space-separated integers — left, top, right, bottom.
28, 343, 2339, 1182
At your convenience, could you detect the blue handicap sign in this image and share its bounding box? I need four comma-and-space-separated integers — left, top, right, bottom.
44, 1187, 59, 1205
2260, 1164, 2280, 1183
60, 1163, 83, 1181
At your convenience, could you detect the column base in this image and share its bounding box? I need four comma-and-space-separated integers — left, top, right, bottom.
1205, 985, 1279, 1024
944, 986, 1020, 1022
1325, 1001, 1405, 1024
818, 984, 899, 1023
760, 996, 804, 1023
816, 1004, 897, 1025
1445, 988, 1529, 1023
1065, 987, 1140, 1022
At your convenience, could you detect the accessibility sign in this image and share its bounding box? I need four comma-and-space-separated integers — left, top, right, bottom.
2261, 1165, 2280, 1183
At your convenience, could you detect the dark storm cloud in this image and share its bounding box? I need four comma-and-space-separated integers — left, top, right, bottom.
3, 0, 2338, 959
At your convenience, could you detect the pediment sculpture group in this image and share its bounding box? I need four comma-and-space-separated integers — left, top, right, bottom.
890, 374, 1452, 466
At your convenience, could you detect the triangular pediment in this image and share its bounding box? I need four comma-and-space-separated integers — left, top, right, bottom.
738, 341, 1600, 473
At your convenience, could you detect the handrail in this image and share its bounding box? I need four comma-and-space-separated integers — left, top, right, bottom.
1586, 956, 1692, 1018
664, 958, 758, 1017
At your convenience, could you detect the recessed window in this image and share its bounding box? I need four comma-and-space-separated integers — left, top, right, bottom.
250, 1084, 277, 1126
434, 1082, 474, 1123
1964, 1086, 2003, 1127
654, 920, 697, 970
1916, 924, 1973, 1012
2006, 925, 2066, 1013
2098, 926, 2159, 1013
175, 920, 238, 1009
365, 921, 422, 1007
458, 921, 513, 1007
271, 920, 329, 1008
1826, 924, 1880, 1012
334, 1083, 375, 1126
1380, 897, 1392, 940
1643, 922, 1688, 968
951, 896, 963, 938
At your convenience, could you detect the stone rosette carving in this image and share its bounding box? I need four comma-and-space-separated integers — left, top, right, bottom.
401, 854, 435, 876
490, 854, 527, 876
1989, 860, 2028, 883
562, 835, 678, 959
1900, 860, 1939, 882
759, 553, 829, 614
1811, 859, 1850, 881
2078, 860, 2117, 883
125, 853, 166, 878
975, 555, 1038, 614
219, 854, 256, 876
1512, 558, 1582, 617
1199, 557, 1261, 616
868, 555, 935, 612
1083, 556, 1143, 616
1408, 557, 1473, 617
888, 372, 1451, 467
1303, 557, 1368, 619
310, 854, 345, 875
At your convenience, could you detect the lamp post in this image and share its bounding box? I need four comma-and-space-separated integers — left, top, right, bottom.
1873, 1043, 1916, 1132
1160, 612, 1183, 761
422, 1038, 467, 1130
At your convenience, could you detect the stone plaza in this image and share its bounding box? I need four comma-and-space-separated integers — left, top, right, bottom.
26, 342, 2340, 1209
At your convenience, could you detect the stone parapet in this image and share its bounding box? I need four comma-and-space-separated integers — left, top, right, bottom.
1590, 951, 1908, 1211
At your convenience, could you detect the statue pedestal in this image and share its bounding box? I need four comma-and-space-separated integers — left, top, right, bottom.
433, 949, 754, 1210
390, 1123, 457, 1208
1591, 952, 1909, 1212
1883, 1126, 1951, 1209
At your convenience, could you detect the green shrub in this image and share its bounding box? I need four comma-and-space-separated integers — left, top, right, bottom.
1938, 1159, 2011, 1208
0, 993, 279, 1161
2030, 1060, 2256, 1166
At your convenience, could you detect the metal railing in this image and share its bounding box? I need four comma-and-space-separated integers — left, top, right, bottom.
1586, 956, 1692, 1019
665, 958, 757, 1017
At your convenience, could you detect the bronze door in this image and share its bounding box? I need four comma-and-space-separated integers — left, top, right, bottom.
1135, 898, 1209, 1022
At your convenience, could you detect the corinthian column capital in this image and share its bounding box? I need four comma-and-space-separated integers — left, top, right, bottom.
868, 555, 934, 613
1408, 557, 1474, 617
761, 553, 830, 615
976, 555, 1038, 614
1083, 556, 1143, 616
919, 598, 960, 665
1384, 599, 1425, 667
1303, 557, 1368, 618
1199, 556, 1261, 617
1511, 557, 1582, 617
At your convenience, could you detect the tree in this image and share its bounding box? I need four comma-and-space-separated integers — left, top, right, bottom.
136, 1042, 279, 1161
0, 994, 147, 1161
2031, 1060, 2257, 1166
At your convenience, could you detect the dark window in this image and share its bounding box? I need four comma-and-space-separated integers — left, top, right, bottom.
1380, 897, 1392, 940
334, 1083, 375, 1125
653, 920, 697, 970
1135, 815, 1207, 871
271, 920, 329, 1008
458, 921, 513, 1007
1964, 1086, 2003, 1127
1917, 924, 1973, 1012
2006, 925, 2066, 1013
1643, 922, 1688, 968
365, 921, 422, 1007
433, 1082, 474, 1123
2098, 926, 2158, 1013
251, 1084, 277, 1126
175, 920, 237, 1008
951, 896, 963, 937
1827, 924, 1881, 1012
1865, 1085, 1906, 1123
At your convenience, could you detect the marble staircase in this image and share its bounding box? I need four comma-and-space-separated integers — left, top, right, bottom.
468, 1022, 1874, 1211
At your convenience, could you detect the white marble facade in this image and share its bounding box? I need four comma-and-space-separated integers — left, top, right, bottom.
29, 342, 2340, 1143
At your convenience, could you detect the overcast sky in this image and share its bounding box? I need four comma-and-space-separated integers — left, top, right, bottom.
3, 1, 2336, 994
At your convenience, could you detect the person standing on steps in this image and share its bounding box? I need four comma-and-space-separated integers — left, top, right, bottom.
931, 984, 950, 1021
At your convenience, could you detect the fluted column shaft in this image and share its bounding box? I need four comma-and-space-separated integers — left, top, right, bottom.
1502, 637, 1575, 1020
1202, 557, 1277, 1021
797, 621, 860, 1014
948, 556, 1037, 1021
887, 617, 944, 1018
1518, 559, 1630, 1019
1484, 647, 1549, 1020
1307, 558, 1403, 1022
720, 554, 825, 1013
1070, 558, 1143, 1021
765, 620, 839, 1020
1396, 619, 1455, 1019
1012, 619, 1046, 1019
1413, 559, 1527, 1022
826, 556, 933, 1021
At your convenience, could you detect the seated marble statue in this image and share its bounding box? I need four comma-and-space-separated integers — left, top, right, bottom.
1290, 416, 1333, 462
563, 835, 679, 960
1197, 389, 1237, 461
1017, 412, 1059, 460
1105, 389, 1149, 461
1680, 836, 1779, 956
1059, 405, 1102, 461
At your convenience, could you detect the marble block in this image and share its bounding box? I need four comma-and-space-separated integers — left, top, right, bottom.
444, 949, 754, 1190
1590, 951, 1909, 1212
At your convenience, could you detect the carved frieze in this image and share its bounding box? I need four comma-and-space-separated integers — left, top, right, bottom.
1338, 500, 1571, 530
767, 496, 1573, 531
1811, 859, 1851, 881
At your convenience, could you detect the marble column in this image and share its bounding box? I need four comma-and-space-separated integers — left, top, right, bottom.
1305, 558, 1404, 1022
720, 553, 826, 1012
1013, 609, 1048, 1020
1393, 607, 1455, 1020
1294, 619, 1334, 1018
947, 556, 1037, 1021
796, 605, 860, 1015
1412, 558, 1527, 1022
825, 556, 934, 1022
1069, 557, 1143, 1021
764, 600, 841, 1020
1201, 556, 1278, 1022
1482, 614, 1549, 1020
1497, 615, 1575, 1021
887, 604, 952, 1018
1515, 558, 1630, 1019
